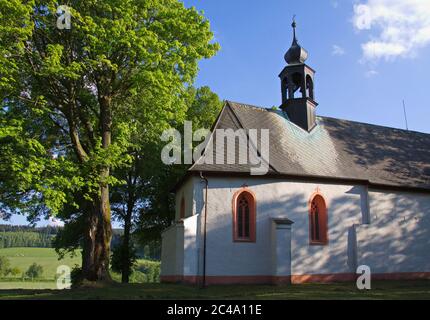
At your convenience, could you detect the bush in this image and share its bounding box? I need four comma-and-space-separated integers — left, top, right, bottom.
9, 267, 21, 277
70, 265, 83, 288
110, 238, 137, 280
135, 260, 160, 283
0, 256, 11, 277
25, 263, 44, 280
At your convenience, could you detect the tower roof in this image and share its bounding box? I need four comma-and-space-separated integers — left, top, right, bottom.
284, 18, 308, 64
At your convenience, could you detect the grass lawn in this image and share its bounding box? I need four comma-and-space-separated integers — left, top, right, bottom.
0, 280, 430, 300
0, 247, 159, 290
1, 248, 430, 299
0, 247, 80, 284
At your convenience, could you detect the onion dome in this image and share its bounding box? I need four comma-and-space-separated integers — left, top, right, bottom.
284, 18, 308, 64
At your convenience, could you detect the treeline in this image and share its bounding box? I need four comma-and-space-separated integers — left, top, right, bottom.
0, 225, 126, 250
0, 225, 59, 248
0, 231, 54, 248
0, 225, 60, 234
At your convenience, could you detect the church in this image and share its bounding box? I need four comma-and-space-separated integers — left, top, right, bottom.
160, 20, 430, 285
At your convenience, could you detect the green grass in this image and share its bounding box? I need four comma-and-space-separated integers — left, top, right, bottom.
0, 281, 430, 300
0, 247, 160, 290
1, 248, 429, 299
0, 247, 80, 283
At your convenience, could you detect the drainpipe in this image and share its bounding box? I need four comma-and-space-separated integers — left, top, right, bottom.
200, 172, 209, 288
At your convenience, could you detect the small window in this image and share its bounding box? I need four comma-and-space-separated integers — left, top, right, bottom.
309, 194, 328, 245
233, 190, 256, 242
180, 197, 185, 220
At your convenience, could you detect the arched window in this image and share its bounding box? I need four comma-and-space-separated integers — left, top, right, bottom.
292, 72, 304, 99
306, 75, 314, 100
180, 197, 185, 220
232, 189, 256, 242
309, 194, 328, 245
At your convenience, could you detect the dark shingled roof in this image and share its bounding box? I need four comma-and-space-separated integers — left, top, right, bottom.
187, 101, 430, 191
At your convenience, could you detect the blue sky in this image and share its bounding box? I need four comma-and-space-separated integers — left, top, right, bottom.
3, 0, 430, 227
184, 0, 430, 133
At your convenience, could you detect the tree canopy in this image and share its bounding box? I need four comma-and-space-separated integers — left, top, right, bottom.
0, 0, 219, 282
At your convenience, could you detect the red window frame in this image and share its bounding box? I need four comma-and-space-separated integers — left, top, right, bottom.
232, 189, 256, 243
308, 193, 328, 245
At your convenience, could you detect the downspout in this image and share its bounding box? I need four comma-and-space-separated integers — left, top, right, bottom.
200, 172, 209, 288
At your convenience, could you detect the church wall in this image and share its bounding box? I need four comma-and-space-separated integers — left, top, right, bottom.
164, 176, 430, 284
162, 177, 200, 281
356, 190, 430, 277
200, 177, 367, 280
175, 177, 196, 220
160, 223, 184, 279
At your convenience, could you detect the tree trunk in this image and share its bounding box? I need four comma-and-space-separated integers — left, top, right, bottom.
122, 213, 131, 283
80, 95, 113, 282
81, 197, 112, 282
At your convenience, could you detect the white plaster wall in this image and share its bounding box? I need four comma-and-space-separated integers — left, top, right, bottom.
272, 223, 292, 277
199, 177, 367, 277
161, 224, 184, 276
162, 176, 203, 277
175, 177, 196, 220
183, 214, 200, 276
356, 190, 430, 274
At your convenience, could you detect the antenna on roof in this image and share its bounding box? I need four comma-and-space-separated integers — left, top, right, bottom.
402, 100, 409, 131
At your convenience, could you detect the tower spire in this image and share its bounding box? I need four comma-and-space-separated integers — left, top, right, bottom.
292, 15, 297, 44
279, 17, 318, 132
284, 17, 308, 64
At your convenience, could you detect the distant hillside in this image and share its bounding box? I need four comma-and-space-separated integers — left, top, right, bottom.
0, 225, 123, 249
0, 225, 59, 248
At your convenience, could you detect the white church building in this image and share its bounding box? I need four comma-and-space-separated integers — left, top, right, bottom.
160, 21, 430, 285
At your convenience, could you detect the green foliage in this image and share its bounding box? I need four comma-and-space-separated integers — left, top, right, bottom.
0, 1, 219, 276
0, 225, 60, 249
9, 267, 21, 277
70, 265, 83, 288
0, 232, 53, 249
135, 86, 223, 247
25, 263, 44, 279
110, 238, 137, 277
0, 0, 219, 213
0, 256, 11, 276
110, 259, 160, 283
134, 260, 160, 283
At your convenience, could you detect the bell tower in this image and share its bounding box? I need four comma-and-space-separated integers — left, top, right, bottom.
279, 18, 318, 132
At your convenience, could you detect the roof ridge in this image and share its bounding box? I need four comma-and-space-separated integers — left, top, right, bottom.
226, 100, 430, 136
318, 115, 430, 136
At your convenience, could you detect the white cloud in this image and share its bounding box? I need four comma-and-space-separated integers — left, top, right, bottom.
353, 0, 430, 61
365, 69, 379, 77
332, 45, 346, 56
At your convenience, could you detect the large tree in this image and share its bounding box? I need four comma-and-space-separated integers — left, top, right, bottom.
0, 0, 218, 282
110, 86, 222, 283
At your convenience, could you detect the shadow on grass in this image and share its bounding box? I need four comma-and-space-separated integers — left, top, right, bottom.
0, 280, 430, 300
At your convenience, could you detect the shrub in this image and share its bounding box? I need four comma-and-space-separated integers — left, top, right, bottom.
0, 256, 11, 277
9, 267, 21, 277
135, 260, 160, 283
25, 263, 44, 280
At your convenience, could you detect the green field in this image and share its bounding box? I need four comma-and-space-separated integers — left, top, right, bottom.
0, 247, 80, 284
0, 247, 159, 289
